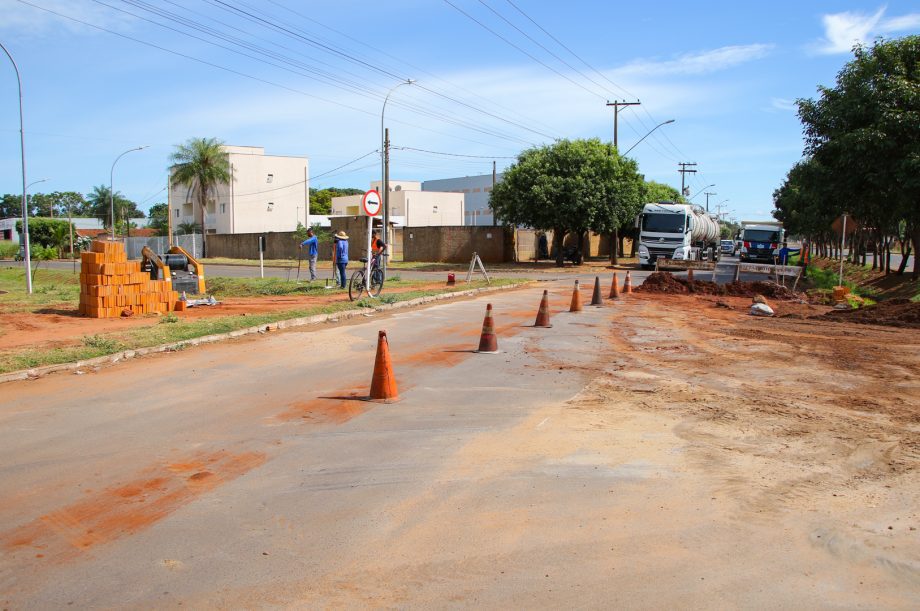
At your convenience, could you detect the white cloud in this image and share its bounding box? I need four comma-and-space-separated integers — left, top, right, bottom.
614, 44, 774, 77
0, 0, 135, 36
768, 98, 797, 112
814, 7, 920, 54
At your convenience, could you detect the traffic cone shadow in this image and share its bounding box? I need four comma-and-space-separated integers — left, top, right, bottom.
475, 304, 500, 354
368, 330, 399, 402
569, 280, 583, 312
590, 276, 603, 306
609, 272, 620, 299
533, 290, 553, 328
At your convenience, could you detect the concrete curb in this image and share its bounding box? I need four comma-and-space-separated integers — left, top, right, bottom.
0, 282, 527, 385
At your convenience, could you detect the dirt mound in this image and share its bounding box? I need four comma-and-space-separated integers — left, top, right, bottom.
637, 272, 800, 300
818, 299, 920, 329
636, 272, 688, 294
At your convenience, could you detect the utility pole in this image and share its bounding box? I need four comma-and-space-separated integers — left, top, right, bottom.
491, 159, 497, 227
678, 162, 697, 197
704, 191, 716, 213
606, 100, 641, 148
383, 127, 390, 240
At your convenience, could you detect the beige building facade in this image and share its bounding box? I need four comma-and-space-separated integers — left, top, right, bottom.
330, 180, 464, 226
169, 145, 309, 235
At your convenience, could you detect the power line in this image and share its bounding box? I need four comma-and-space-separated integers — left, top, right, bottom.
442, 0, 605, 101
393, 146, 516, 159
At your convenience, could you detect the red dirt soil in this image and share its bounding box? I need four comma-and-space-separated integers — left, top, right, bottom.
636, 272, 801, 300
818, 298, 920, 329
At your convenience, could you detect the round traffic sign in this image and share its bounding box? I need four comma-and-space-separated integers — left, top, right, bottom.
362, 190, 382, 217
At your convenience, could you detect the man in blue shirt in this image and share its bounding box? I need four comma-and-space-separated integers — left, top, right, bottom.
299, 228, 319, 280
333, 230, 349, 288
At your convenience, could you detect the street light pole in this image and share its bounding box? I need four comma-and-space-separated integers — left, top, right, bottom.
26, 178, 48, 217
381, 78, 414, 277
689, 184, 715, 202
622, 119, 675, 156
110, 146, 148, 240
1, 42, 32, 294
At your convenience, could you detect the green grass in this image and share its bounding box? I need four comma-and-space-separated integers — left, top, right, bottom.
0, 276, 529, 374
806, 263, 878, 297
0, 266, 81, 313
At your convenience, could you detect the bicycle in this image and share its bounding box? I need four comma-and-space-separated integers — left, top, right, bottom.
348, 253, 386, 301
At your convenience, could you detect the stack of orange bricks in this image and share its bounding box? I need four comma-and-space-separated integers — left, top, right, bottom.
79, 240, 179, 318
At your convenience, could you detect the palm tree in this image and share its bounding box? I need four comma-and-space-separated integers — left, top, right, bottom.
169, 138, 232, 257
86, 185, 130, 230
176, 222, 201, 235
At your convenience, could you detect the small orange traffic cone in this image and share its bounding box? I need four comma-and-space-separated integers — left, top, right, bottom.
534, 290, 553, 327
590, 276, 603, 306
475, 303, 500, 354
623, 271, 633, 294
369, 330, 398, 402
687, 268, 694, 282
569, 279, 583, 312
609, 272, 620, 299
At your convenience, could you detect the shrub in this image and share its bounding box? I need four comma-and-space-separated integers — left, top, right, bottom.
0, 241, 18, 258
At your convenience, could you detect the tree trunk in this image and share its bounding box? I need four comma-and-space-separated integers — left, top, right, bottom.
897, 243, 911, 275
885, 238, 891, 275
610, 227, 619, 265
911, 225, 920, 280
199, 192, 207, 258
553, 228, 565, 267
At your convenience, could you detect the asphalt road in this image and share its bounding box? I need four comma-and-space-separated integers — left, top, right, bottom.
13, 254, 787, 286
2, 279, 915, 607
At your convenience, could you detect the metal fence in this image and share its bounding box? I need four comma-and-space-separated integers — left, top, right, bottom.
124, 234, 202, 259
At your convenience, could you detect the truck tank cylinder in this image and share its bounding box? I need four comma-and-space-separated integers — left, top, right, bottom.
689, 209, 720, 243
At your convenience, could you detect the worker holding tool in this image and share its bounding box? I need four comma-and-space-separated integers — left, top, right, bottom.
299, 227, 319, 281
333, 230, 349, 289
371, 230, 387, 268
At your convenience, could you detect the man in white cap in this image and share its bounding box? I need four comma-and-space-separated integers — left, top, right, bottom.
333, 230, 349, 288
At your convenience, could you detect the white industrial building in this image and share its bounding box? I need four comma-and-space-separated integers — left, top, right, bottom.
421, 172, 504, 226
330, 180, 464, 226
169, 145, 309, 235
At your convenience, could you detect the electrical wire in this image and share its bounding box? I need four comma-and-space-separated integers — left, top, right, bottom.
393, 147, 516, 159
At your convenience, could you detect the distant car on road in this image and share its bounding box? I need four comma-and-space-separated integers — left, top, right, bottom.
720, 240, 734, 255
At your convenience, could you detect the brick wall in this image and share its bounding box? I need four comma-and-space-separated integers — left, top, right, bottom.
402, 225, 506, 263
206, 231, 333, 260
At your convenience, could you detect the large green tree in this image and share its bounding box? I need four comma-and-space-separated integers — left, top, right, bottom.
148, 202, 169, 236
489, 139, 643, 266
170, 137, 232, 256
796, 35, 920, 277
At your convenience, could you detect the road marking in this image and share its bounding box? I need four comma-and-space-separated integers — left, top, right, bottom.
537, 417, 549, 429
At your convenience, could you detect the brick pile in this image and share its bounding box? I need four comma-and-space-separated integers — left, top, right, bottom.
79, 240, 178, 318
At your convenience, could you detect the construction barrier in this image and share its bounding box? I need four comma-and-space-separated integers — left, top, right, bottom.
78, 241, 178, 318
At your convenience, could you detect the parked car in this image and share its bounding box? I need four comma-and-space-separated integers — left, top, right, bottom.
720, 239, 734, 255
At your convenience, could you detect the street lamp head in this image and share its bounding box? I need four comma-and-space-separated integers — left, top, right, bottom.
663, 119, 676, 125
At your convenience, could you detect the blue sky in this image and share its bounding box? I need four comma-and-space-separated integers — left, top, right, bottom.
1, 0, 918, 222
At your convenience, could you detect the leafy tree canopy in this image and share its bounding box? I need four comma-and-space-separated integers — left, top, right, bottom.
309, 187, 363, 215
490, 138, 644, 240
781, 35, 920, 276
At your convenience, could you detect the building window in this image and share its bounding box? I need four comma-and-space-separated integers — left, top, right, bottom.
220, 203, 226, 214
174, 209, 179, 218
267, 174, 273, 183
267, 202, 274, 212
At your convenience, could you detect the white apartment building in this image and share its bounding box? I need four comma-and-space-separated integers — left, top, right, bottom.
422, 173, 504, 226
331, 180, 464, 226
169, 145, 309, 234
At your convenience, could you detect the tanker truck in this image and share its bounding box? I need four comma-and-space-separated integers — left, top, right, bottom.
636, 202, 721, 269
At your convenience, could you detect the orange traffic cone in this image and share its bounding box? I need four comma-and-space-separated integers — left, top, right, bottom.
609, 272, 620, 299
687, 268, 694, 282
569, 279, 583, 312
369, 330, 399, 402
534, 290, 553, 328
623, 271, 633, 294
475, 303, 500, 354
590, 276, 603, 306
